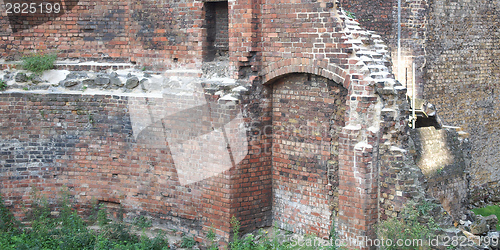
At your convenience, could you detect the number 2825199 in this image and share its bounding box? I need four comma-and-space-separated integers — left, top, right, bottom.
6, 2, 61, 14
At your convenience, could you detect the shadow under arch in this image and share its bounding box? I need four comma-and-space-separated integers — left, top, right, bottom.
261, 58, 349, 90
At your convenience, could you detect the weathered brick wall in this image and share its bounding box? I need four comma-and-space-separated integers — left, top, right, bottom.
0, 90, 273, 242
0, 1, 428, 247
409, 127, 470, 220
424, 0, 500, 192
271, 73, 347, 237
0, 0, 204, 69
228, 1, 414, 243
342, 0, 500, 208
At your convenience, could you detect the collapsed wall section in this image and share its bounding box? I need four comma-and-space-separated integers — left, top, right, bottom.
341, 0, 428, 97
342, 0, 500, 202
409, 127, 471, 220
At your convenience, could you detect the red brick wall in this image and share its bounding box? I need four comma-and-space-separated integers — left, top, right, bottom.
340, 0, 395, 42
233, 2, 387, 243
0, 1, 414, 247
0, 0, 205, 69
271, 73, 347, 237
0, 92, 270, 242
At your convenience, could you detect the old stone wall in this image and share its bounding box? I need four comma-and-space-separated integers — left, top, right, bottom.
409, 127, 470, 220
342, 0, 500, 209
424, 0, 500, 193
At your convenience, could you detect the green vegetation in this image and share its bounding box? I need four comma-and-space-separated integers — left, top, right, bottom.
0, 195, 19, 233
206, 226, 218, 250
344, 11, 356, 20
97, 204, 111, 227
0, 80, 7, 91
0, 190, 169, 250
88, 113, 94, 124
0, 191, 351, 250
226, 217, 342, 250
21, 54, 57, 75
472, 205, 500, 230
180, 236, 196, 248
435, 167, 444, 175
133, 215, 152, 230
377, 201, 440, 250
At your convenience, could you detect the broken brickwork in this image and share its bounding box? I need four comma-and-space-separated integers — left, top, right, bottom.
0, 0, 475, 248
409, 127, 471, 220
342, 0, 500, 202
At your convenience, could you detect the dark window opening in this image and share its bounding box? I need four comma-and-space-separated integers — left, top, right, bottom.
409, 97, 443, 129
204, 1, 229, 62
415, 116, 442, 129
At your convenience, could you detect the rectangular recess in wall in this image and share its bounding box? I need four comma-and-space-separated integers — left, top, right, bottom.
204, 1, 229, 62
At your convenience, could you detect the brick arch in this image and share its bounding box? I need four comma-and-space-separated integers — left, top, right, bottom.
261, 58, 349, 88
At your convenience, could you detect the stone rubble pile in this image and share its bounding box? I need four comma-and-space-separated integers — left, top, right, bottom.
459, 212, 499, 250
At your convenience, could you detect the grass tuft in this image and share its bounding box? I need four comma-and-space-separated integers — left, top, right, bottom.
0, 80, 6, 91
21, 54, 57, 75
472, 205, 500, 230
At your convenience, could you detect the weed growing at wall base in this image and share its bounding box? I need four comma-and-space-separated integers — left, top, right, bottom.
377, 201, 440, 250
0, 191, 170, 250
0, 195, 19, 233
227, 217, 344, 250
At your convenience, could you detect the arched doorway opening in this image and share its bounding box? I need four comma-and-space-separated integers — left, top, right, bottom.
269, 73, 347, 237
